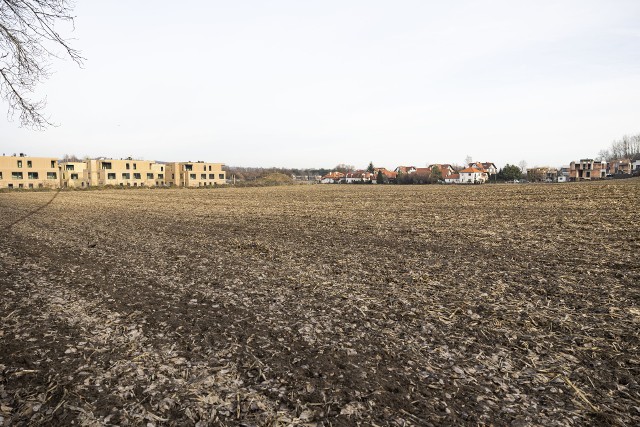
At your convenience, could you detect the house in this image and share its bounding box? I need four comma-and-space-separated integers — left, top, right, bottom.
558, 166, 570, 182
428, 164, 456, 176
444, 173, 460, 184
569, 159, 607, 180
0, 154, 60, 189
411, 168, 432, 183
608, 159, 632, 176
469, 162, 498, 176
458, 167, 488, 183
320, 171, 344, 183
344, 171, 376, 183
394, 166, 417, 174
527, 167, 557, 182
374, 168, 397, 182
632, 156, 640, 174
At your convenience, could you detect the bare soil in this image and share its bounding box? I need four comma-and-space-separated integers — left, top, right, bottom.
1, 181, 639, 426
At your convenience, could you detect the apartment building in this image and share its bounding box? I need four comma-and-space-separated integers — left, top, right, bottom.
164, 161, 226, 187
569, 159, 607, 180
0, 154, 60, 189
94, 158, 165, 187
59, 161, 89, 188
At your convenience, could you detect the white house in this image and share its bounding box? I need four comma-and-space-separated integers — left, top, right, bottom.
347, 171, 376, 183
458, 167, 488, 183
469, 162, 498, 176
444, 173, 460, 184
320, 171, 344, 184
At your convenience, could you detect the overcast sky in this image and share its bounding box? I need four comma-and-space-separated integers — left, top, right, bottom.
1, 0, 639, 169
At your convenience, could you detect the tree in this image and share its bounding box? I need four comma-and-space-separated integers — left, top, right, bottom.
430, 165, 442, 183
465, 155, 473, 166
367, 161, 375, 173
497, 164, 522, 181
62, 153, 80, 162
600, 133, 640, 161
518, 160, 527, 175
334, 163, 355, 174
0, 0, 83, 128
376, 170, 384, 184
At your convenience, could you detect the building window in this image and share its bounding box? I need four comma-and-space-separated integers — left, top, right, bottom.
158, 173, 164, 179
184, 164, 193, 171
208, 165, 212, 171
133, 163, 137, 170
126, 163, 130, 170
190, 173, 196, 180
219, 174, 224, 180
70, 173, 78, 179
122, 173, 130, 179
108, 173, 116, 180
66, 164, 75, 171
17, 160, 22, 168
8, 183, 13, 189
0, 172, 2, 179
51, 160, 56, 168
171, 174, 175, 179
28, 183, 33, 188
47, 172, 57, 179
209, 174, 215, 179
27, 160, 32, 168
12, 172, 23, 179
161, 166, 164, 172
133, 173, 141, 179
102, 162, 112, 170
200, 173, 206, 179
147, 173, 153, 179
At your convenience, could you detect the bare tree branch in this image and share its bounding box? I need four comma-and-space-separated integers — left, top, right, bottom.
0, 0, 83, 129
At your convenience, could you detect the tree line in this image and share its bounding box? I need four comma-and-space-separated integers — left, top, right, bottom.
598, 134, 640, 161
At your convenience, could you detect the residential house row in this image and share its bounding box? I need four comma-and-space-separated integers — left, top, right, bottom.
321, 157, 640, 184
0, 154, 226, 189
321, 162, 498, 184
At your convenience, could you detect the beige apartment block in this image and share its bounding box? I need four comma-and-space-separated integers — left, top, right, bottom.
93, 158, 165, 187
59, 161, 89, 188
165, 162, 226, 187
0, 154, 60, 189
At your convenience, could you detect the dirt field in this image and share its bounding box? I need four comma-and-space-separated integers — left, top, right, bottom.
1, 180, 639, 426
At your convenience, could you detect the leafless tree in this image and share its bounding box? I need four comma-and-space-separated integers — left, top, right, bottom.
595, 134, 640, 161
464, 155, 473, 166
518, 160, 527, 174
0, 0, 83, 128
62, 153, 79, 162
334, 163, 355, 173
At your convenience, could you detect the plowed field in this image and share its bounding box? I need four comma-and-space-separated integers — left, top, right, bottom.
1, 180, 639, 426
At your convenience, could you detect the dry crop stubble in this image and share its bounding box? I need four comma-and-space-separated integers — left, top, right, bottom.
0, 180, 639, 425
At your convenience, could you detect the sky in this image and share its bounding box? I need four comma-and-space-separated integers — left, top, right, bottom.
1, 0, 639, 169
